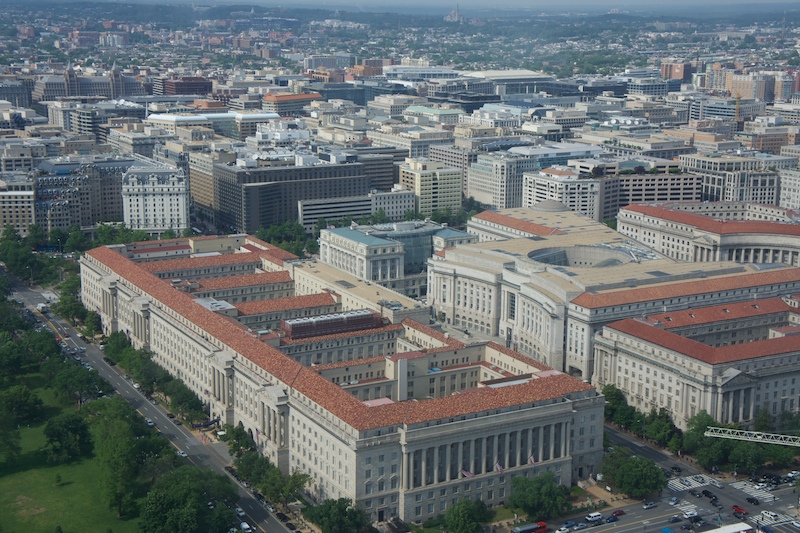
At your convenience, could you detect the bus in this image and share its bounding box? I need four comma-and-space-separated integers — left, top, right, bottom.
511, 522, 547, 533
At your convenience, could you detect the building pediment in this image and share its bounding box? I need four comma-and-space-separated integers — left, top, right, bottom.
719, 367, 757, 388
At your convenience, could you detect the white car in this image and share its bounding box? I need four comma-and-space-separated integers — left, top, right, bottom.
791, 522, 800, 529
235, 507, 245, 518
557, 528, 570, 533
176, 450, 187, 458
145, 418, 154, 427
683, 511, 698, 519
239, 523, 252, 533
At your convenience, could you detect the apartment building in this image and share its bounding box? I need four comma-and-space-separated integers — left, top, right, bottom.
366, 126, 454, 159
0, 173, 35, 237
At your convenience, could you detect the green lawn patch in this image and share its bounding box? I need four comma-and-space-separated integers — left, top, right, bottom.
0, 374, 141, 533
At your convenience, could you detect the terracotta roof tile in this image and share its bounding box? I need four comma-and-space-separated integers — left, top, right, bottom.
572, 267, 800, 309
473, 211, 565, 236
86, 243, 597, 431
235, 293, 336, 315
139, 252, 263, 273
646, 297, 793, 328
623, 204, 800, 237
607, 318, 800, 364
197, 271, 293, 290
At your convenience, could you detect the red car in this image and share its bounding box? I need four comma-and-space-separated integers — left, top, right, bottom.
612, 510, 626, 517
732, 505, 748, 515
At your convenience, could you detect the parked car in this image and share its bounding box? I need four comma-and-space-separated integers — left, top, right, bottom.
235, 507, 245, 518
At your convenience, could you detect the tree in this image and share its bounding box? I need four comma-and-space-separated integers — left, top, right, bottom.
507, 471, 570, 520
161, 229, 177, 239
615, 455, 666, 498
304, 498, 371, 533
95, 416, 138, 517
44, 413, 92, 462
682, 410, 716, 455
0, 412, 21, 462
140, 466, 237, 533
444, 498, 492, 533
754, 408, 773, 432
221, 423, 256, 458
601, 384, 627, 422
0, 384, 43, 424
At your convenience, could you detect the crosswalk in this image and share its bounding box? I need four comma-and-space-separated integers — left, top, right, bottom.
672, 500, 701, 516
748, 511, 794, 527
668, 475, 710, 492
730, 481, 780, 502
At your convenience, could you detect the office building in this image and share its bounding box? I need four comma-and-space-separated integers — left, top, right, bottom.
261, 92, 323, 117
367, 126, 454, 159
81, 235, 604, 524
320, 220, 475, 297
31, 66, 147, 102
593, 295, 800, 430
0, 173, 35, 237
297, 187, 417, 233
121, 161, 190, 237
398, 159, 462, 216
617, 203, 800, 265
213, 155, 371, 233
428, 204, 800, 379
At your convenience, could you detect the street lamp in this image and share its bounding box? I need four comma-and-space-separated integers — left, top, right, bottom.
27, 266, 32, 285
57, 238, 62, 255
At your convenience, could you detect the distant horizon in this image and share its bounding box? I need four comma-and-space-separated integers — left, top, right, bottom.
11, 0, 800, 18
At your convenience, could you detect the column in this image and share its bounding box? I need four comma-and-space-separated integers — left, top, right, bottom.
563, 423, 569, 457
738, 390, 744, 422
467, 439, 474, 475
433, 445, 440, 484
548, 424, 555, 460
504, 432, 510, 467
538, 426, 544, 462
421, 448, 428, 487
515, 431, 522, 467
446, 443, 452, 482
405, 452, 411, 490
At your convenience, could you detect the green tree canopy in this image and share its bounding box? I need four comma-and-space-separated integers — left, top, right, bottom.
44, 412, 92, 463
444, 498, 492, 533
304, 498, 371, 533
507, 471, 570, 520
140, 466, 237, 533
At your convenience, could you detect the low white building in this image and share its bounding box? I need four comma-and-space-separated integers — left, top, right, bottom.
121, 160, 190, 237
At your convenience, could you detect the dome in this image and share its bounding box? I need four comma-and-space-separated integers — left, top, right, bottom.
531, 200, 569, 212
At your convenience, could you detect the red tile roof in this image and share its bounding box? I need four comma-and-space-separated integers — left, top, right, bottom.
607, 318, 800, 364
623, 204, 800, 237
473, 211, 565, 236
279, 323, 404, 346
235, 293, 336, 315
645, 297, 793, 328
86, 242, 596, 431
139, 252, 263, 273
572, 267, 800, 309
197, 271, 293, 290
131, 245, 192, 255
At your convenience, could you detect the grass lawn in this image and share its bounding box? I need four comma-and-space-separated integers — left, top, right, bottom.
0, 374, 141, 533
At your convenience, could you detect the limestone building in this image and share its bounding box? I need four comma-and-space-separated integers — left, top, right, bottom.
80, 235, 604, 525
427, 204, 800, 379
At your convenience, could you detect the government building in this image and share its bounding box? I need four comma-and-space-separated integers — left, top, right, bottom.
80, 234, 604, 525
427, 203, 800, 380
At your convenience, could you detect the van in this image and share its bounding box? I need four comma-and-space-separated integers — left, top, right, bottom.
761, 510, 778, 520
585, 513, 603, 522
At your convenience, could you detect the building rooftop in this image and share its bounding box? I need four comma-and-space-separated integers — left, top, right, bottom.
623, 204, 800, 237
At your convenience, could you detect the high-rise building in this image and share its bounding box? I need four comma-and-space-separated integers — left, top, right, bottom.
398, 158, 462, 216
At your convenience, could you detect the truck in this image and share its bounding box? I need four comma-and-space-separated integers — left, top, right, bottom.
36, 303, 49, 312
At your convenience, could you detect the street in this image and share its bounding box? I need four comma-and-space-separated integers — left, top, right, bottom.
12, 280, 293, 533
